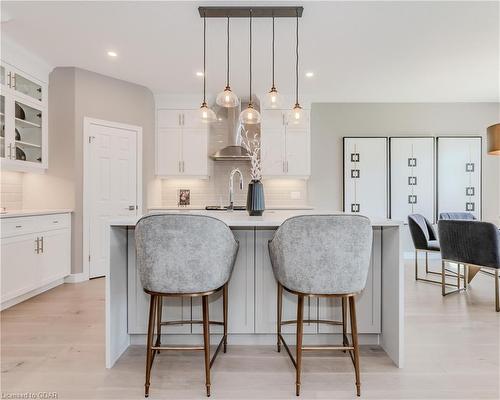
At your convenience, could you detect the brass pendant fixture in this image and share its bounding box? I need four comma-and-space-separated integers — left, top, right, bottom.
265, 17, 282, 109
216, 17, 239, 108
290, 9, 304, 125
199, 13, 216, 123
487, 123, 500, 155
239, 9, 262, 125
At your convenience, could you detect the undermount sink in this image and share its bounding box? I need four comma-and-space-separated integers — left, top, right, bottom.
205, 205, 246, 211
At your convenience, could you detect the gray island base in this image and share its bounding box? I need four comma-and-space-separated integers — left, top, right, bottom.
106, 210, 403, 369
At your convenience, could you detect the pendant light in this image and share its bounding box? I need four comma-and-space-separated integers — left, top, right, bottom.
290, 9, 304, 125
240, 9, 262, 125
199, 13, 216, 123
265, 17, 282, 109
216, 17, 240, 108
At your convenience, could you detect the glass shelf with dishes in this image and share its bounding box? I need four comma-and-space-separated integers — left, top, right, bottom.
0, 62, 47, 171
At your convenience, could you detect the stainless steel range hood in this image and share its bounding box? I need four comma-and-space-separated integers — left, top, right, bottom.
211, 100, 260, 161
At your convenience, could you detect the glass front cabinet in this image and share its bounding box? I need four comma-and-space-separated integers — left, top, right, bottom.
0, 62, 48, 171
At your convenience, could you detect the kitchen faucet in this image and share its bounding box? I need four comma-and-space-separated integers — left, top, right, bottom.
228, 168, 244, 211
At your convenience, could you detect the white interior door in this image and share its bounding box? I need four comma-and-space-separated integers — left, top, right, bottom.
87, 120, 140, 278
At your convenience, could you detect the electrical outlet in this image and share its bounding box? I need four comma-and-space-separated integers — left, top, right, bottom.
290, 191, 301, 200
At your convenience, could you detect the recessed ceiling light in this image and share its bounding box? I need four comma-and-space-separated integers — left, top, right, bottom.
305, 72, 314, 78
107, 51, 118, 57
196, 71, 204, 77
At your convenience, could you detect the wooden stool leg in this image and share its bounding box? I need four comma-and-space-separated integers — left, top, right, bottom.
425, 252, 429, 274
202, 295, 211, 397
277, 282, 283, 352
296, 294, 304, 396
349, 296, 361, 397
341, 297, 348, 353
155, 296, 162, 352
415, 250, 418, 280
145, 294, 157, 398
223, 284, 228, 353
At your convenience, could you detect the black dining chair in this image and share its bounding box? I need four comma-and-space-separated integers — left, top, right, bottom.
408, 214, 462, 287
438, 220, 500, 311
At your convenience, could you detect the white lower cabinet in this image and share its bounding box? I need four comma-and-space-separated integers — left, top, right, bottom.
1, 213, 71, 309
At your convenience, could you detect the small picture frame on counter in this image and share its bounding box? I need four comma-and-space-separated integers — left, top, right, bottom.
178, 189, 190, 207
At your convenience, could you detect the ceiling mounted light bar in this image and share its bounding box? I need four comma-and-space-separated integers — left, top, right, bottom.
198, 6, 303, 18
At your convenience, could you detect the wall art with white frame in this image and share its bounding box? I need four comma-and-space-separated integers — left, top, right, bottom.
343, 137, 388, 219
390, 137, 435, 223
437, 136, 482, 219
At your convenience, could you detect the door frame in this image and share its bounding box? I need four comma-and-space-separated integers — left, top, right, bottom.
83, 117, 143, 280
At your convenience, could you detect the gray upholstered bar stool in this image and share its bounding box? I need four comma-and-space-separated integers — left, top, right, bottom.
135, 214, 239, 397
439, 212, 476, 221
268, 215, 372, 397
438, 220, 500, 310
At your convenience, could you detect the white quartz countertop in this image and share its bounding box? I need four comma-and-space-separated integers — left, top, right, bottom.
0, 209, 73, 218
149, 205, 315, 211
110, 210, 402, 228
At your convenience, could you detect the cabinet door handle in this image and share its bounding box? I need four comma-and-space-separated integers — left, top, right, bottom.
11, 73, 16, 89
7, 72, 11, 88
40, 236, 44, 253
182, 114, 185, 126
8, 143, 13, 159
35, 237, 40, 254
178, 161, 181, 172
178, 114, 181, 126
182, 161, 185, 172
286, 161, 289, 173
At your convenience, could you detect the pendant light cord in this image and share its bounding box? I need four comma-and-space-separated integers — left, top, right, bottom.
226, 17, 230, 87
272, 16, 275, 88
203, 13, 207, 104
249, 9, 253, 104
295, 10, 299, 105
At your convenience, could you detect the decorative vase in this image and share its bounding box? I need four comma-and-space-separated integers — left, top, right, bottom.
246, 180, 265, 216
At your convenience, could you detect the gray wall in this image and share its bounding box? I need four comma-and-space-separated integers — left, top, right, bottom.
309, 103, 500, 240
23, 67, 156, 274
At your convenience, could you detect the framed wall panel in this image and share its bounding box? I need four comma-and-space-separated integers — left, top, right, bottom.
390, 137, 435, 223
343, 137, 388, 219
437, 136, 482, 219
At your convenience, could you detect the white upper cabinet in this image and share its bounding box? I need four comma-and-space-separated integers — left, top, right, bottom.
390, 137, 435, 223
343, 137, 388, 219
1, 62, 48, 172
156, 109, 208, 178
261, 109, 310, 178
437, 136, 482, 219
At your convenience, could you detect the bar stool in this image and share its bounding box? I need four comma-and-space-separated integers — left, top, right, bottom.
135, 214, 239, 397
268, 215, 373, 397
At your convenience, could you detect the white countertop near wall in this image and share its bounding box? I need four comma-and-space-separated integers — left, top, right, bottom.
111, 209, 402, 228
148, 205, 315, 211
0, 209, 73, 218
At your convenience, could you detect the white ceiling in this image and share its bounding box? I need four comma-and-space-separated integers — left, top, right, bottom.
1, 1, 499, 102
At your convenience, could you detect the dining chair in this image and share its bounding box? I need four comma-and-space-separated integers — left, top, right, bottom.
439, 212, 476, 221
135, 214, 239, 397
268, 214, 372, 396
438, 219, 500, 310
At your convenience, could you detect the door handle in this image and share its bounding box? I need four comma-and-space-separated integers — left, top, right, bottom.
7, 72, 11, 88
39, 236, 44, 253
8, 143, 12, 159
11, 73, 16, 89
182, 161, 185, 172
35, 237, 40, 254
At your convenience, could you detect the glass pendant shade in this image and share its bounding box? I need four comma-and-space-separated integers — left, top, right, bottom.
290, 103, 304, 125
216, 86, 240, 107
199, 102, 217, 123
265, 87, 282, 109
240, 104, 261, 125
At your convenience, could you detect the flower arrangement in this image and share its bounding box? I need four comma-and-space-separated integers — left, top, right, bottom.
240, 125, 262, 181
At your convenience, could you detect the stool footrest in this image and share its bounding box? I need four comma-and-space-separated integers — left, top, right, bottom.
151, 346, 204, 351
281, 319, 342, 326
160, 320, 224, 326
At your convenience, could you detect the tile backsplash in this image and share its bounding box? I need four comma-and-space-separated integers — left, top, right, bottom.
0, 171, 23, 210
160, 162, 308, 208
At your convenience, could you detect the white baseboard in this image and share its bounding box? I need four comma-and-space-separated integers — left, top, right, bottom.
64, 273, 88, 283
1, 278, 65, 311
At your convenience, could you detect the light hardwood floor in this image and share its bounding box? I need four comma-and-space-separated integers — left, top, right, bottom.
1, 260, 499, 399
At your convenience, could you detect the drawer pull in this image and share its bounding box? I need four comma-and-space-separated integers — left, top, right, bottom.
15, 225, 22, 228
53, 221, 59, 223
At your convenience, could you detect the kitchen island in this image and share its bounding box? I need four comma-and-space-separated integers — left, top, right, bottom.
106, 210, 403, 369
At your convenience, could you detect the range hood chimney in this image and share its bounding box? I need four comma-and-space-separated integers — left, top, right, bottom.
211, 99, 260, 161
